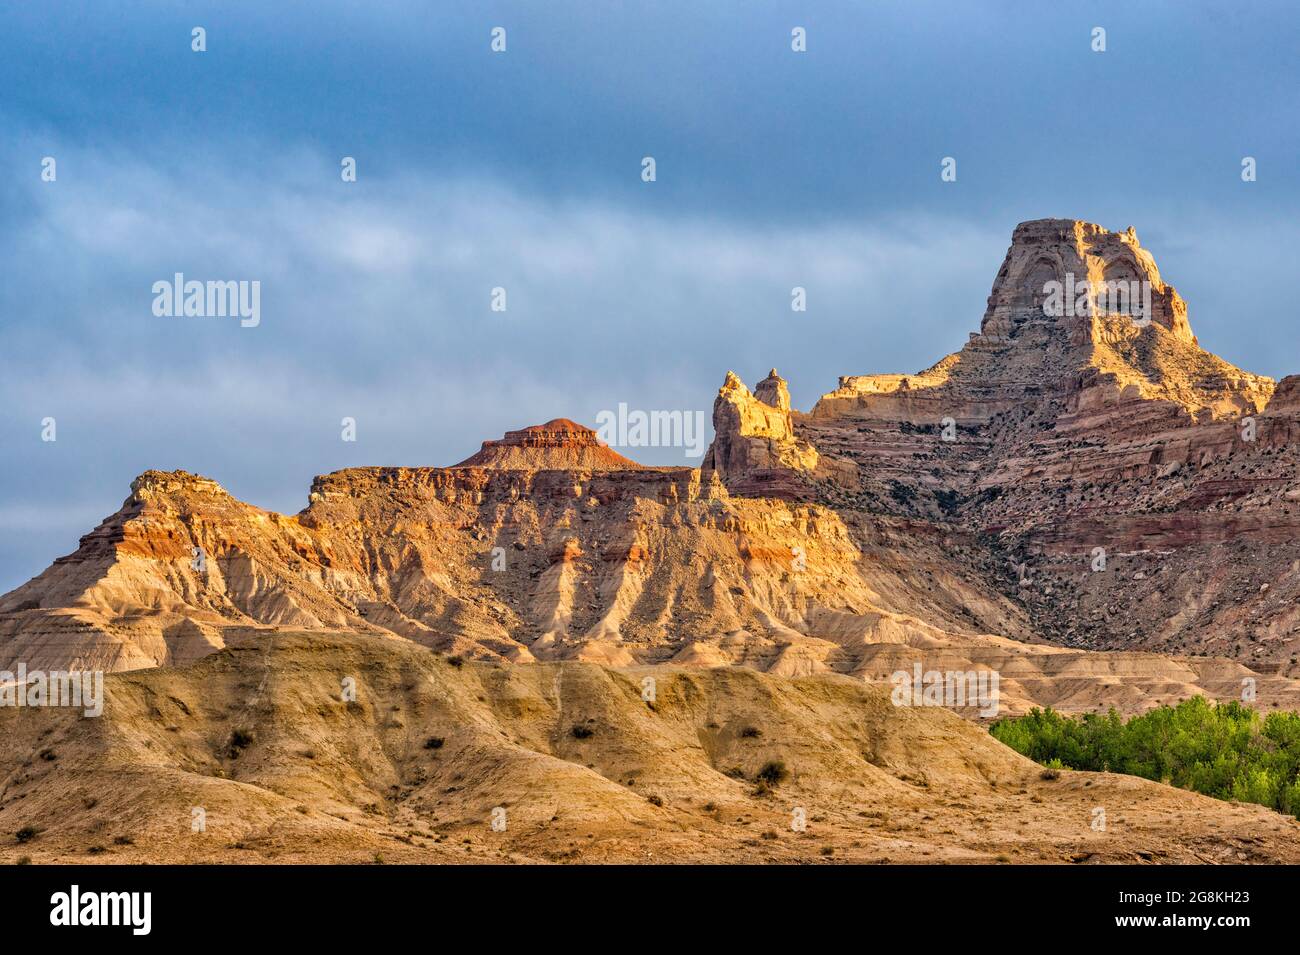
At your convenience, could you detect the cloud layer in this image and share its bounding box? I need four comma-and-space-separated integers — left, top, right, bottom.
2, 1, 1298, 591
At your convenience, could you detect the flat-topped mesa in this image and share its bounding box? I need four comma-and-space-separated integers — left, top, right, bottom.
452, 418, 646, 470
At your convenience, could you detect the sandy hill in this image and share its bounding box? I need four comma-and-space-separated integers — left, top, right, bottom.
2, 630, 1297, 865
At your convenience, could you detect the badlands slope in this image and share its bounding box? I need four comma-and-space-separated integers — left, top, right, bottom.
0, 441, 1292, 716
3, 630, 1298, 865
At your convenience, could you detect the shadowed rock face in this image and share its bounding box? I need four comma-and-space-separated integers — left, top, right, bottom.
3, 219, 1300, 714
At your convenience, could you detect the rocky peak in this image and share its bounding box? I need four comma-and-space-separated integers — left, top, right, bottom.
813, 219, 1272, 430
705, 370, 852, 499
980, 218, 1193, 344
129, 469, 231, 505
754, 369, 792, 411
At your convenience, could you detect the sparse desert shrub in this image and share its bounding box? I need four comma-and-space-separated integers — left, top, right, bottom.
15, 826, 38, 844
16, 857, 30, 866
424, 737, 445, 750
227, 727, 255, 758
739, 726, 762, 739
446, 656, 464, 668
645, 794, 663, 807
571, 725, 594, 739
112, 835, 134, 846
755, 761, 789, 787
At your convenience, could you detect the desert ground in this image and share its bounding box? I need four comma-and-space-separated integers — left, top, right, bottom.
2, 631, 1297, 865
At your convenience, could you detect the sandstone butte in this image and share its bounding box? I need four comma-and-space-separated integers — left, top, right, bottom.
4, 218, 1300, 722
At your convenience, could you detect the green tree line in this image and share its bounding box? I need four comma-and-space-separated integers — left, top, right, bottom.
989, 696, 1300, 819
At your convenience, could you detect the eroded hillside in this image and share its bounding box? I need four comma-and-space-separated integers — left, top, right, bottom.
3, 631, 1296, 864
4, 218, 1300, 716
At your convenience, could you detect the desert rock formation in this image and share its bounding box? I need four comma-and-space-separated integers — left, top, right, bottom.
3, 218, 1300, 717
797, 219, 1300, 669
453, 418, 644, 471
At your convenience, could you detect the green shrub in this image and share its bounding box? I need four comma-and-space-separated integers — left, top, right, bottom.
991, 699, 1300, 820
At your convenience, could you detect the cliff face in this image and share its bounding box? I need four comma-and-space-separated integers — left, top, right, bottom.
4, 218, 1300, 711
0, 451, 888, 677
812, 219, 1272, 433
4, 455, 1296, 715
794, 219, 1300, 667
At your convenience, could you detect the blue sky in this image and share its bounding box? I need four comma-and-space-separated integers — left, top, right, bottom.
2, 0, 1298, 591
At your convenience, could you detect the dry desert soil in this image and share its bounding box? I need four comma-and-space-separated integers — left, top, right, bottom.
2, 631, 1298, 865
